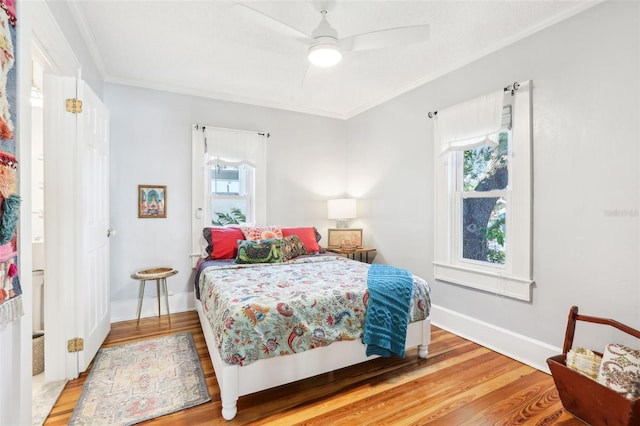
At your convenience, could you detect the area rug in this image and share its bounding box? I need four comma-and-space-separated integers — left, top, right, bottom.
32, 373, 67, 426
69, 333, 210, 425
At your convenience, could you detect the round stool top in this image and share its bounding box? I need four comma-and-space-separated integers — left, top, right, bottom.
131, 267, 178, 280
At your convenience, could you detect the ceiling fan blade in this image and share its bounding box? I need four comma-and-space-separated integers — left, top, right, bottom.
300, 62, 310, 88
341, 25, 430, 52
233, 3, 309, 41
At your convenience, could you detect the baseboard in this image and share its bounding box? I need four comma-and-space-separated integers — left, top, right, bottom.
430, 304, 561, 373
110, 292, 196, 323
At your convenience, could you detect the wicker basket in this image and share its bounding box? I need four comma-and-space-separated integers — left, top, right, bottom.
546, 306, 640, 426
32, 332, 44, 376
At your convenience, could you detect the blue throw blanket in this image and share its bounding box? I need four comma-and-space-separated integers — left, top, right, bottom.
362, 264, 414, 358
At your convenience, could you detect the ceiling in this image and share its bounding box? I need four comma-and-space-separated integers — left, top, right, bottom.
69, 1, 598, 119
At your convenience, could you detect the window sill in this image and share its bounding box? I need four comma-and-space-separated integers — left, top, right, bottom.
433, 262, 533, 301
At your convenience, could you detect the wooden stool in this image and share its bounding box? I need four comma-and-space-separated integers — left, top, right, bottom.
130, 267, 178, 327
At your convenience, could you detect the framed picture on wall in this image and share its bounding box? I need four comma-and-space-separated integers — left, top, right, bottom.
327, 228, 363, 249
138, 185, 167, 218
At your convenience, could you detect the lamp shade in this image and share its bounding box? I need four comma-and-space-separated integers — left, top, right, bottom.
327, 199, 357, 220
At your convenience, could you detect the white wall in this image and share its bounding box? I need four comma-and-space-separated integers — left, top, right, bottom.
347, 1, 640, 369
105, 84, 348, 321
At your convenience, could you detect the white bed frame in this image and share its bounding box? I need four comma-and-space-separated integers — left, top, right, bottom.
195, 298, 431, 420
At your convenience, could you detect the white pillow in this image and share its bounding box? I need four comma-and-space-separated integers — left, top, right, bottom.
597, 343, 640, 396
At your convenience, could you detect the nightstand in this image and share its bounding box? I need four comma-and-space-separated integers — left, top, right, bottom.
325, 247, 376, 263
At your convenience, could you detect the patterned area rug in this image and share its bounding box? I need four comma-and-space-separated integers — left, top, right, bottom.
32, 373, 67, 426
69, 333, 210, 425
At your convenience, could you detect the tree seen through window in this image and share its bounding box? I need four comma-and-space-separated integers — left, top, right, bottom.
461, 132, 509, 264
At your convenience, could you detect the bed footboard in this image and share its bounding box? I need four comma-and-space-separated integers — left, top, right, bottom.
196, 298, 430, 420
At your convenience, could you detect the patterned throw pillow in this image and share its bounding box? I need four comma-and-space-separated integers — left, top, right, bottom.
236, 238, 282, 264
597, 343, 640, 396
566, 347, 602, 380
241, 226, 283, 241
281, 235, 307, 261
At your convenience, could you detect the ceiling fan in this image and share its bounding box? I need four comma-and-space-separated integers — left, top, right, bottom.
233, 1, 430, 68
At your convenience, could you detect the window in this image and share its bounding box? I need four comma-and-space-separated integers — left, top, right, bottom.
209, 163, 253, 226
459, 128, 509, 265
433, 82, 533, 301
191, 125, 267, 265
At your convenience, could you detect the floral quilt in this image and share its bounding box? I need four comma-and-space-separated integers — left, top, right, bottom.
198, 255, 431, 366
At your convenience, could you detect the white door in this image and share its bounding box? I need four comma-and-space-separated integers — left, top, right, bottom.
43, 76, 110, 379
76, 80, 111, 372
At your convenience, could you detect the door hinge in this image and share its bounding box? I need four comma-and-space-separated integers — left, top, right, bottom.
67, 337, 84, 353
65, 98, 83, 114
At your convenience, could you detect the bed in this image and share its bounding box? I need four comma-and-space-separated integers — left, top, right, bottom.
194, 249, 431, 420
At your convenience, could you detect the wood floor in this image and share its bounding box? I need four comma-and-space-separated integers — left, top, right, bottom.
44, 311, 585, 425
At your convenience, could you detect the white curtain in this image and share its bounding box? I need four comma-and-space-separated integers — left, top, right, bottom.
203, 126, 267, 225
435, 89, 504, 156
205, 127, 266, 167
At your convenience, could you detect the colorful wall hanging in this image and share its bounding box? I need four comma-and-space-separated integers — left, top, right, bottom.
0, 0, 22, 327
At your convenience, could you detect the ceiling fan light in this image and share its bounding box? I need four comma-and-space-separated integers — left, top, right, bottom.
308, 42, 342, 67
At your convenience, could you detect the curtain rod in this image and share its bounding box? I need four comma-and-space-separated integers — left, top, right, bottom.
427, 82, 520, 119
193, 124, 270, 138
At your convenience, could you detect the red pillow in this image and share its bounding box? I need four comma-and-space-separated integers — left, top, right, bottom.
203, 227, 245, 260
281, 227, 320, 253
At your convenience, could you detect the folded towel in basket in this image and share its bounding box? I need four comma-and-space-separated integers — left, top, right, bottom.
566, 347, 601, 380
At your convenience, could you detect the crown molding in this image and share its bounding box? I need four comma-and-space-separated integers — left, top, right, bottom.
104, 75, 349, 120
